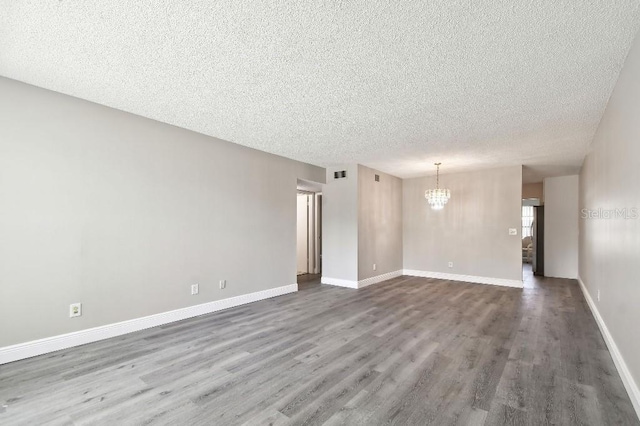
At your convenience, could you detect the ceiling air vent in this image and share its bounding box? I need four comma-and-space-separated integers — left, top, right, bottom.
334, 170, 347, 179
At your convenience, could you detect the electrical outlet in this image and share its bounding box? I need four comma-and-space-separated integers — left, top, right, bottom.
597, 289, 600, 302
448, 262, 453, 268
219, 280, 226, 289
373, 263, 377, 271
69, 303, 82, 318
191, 284, 199, 295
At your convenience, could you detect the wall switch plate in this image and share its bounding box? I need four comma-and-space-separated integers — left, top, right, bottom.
69, 303, 82, 318
448, 262, 454, 268
509, 228, 518, 235
191, 284, 199, 295
219, 280, 226, 289
373, 263, 377, 271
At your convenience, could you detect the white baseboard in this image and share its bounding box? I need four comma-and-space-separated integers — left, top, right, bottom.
321, 276, 358, 289
322, 270, 403, 290
403, 269, 523, 288
357, 270, 403, 288
577, 276, 640, 418
0, 283, 298, 365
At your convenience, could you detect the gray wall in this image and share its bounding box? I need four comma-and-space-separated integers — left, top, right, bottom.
403, 166, 522, 281
358, 165, 403, 280
0, 77, 324, 347
579, 30, 640, 397
544, 175, 579, 278
322, 165, 359, 282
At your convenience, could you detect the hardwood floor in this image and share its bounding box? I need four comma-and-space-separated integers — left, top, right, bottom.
297, 273, 322, 291
1, 273, 638, 425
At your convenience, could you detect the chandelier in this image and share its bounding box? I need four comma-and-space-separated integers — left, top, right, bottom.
425, 163, 450, 210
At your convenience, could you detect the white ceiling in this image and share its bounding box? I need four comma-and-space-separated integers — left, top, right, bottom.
1, 2, 639, 182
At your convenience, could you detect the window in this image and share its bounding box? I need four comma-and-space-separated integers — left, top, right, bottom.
522, 206, 534, 237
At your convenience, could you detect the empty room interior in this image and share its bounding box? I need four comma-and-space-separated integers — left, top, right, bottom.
1, 2, 640, 425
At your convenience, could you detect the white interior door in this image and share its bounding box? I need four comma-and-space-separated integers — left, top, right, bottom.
296, 194, 309, 274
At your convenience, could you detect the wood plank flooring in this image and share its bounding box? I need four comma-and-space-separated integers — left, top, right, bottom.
1, 273, 638, 425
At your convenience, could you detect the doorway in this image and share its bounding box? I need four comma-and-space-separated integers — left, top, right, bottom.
296, 179, 323, 288
522, 180, 545, 284
522, 198, 544, 283
297, 193, 311, 275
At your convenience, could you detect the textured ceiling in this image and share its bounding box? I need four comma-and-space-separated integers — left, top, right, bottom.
1, 2, 639, 182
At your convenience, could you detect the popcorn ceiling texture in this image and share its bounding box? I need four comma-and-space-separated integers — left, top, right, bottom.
1, 1, 639, 180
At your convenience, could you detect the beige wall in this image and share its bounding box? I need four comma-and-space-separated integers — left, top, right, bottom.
0, 78, 324, 347
358, 165, 403, 280
322, 164, 403, 284
579, 30, 640, 405
403, 166, 522, 281
522, 182, 543, 201
322, 165, 359, 282
544, 175, 579, 278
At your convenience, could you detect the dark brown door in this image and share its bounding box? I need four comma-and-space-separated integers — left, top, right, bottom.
533, 206, 544, 276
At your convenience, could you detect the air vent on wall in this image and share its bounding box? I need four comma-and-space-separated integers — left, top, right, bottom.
375, 174, 380, 182
334, 170, 347, 179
